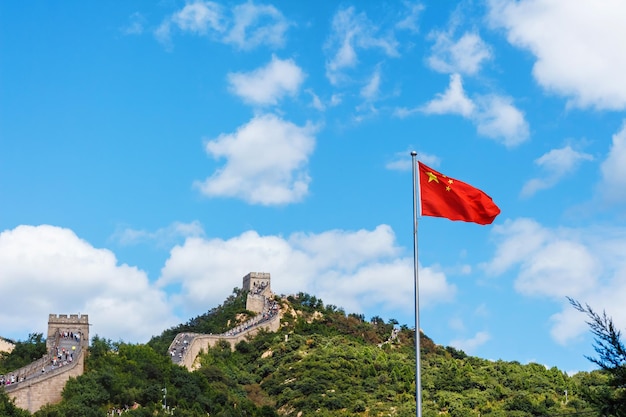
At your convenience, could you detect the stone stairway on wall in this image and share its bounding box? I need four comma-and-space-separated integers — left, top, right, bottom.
1, 331, 82, 387
169, 272, 281, 370
169, 296, 281, 370
2, 330, 85, 413
1, 314, 89, 413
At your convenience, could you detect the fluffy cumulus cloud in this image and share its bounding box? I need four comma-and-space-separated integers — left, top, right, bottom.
599, 121, 626, 203
155, 0, 289, 50
194, 114, 317, 205
421, 73, 475, 117
171, 1, 224, 34
485, 218, 626, 345
158, 224, 456, 319
227, 55, 305, 106
0, 225, 177, 343
155, 1, 224, 46
521, 145, 593, 198
0, 223, 457, 344
416, 74, 528, 147
473, 95, 529, 147
324, 6, 399, 85
488, 0, 626, 110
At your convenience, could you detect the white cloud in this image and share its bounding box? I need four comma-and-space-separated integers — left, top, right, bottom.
416, 74, 528, 147
428, 31, 492, 75
396, 1, 424, 33
386, 150, 440, 172
421, 73, 475, 117
194, 114, 317, 205
449, 331, 491, 354
385, 158, 412, 172
0, 223, 458, 344
521, 145, 593, 197
306, 89, 325, 111
393, 107, 419, 119
360, 68, 381, 101
0, 225, 177, 343
551, 278, 626, 345
330, 94, 342, 107
112, 221, 205, 247
172, 1, 224, 34
488, 0, 626, 110
485, 219, 600, 298
485, 218, 626, 345
224, 2, 290, 50
473, 94, 529, 147
158, 224, 456, 319
121, 12, 146, 36
154, 22, 173, 48
325, 6, 399, 85
227, 56, 305, 106
599, 121, 626, 203
155, 1, 289, 50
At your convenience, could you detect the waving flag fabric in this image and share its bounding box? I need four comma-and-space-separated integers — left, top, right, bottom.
418, 162, 500, 225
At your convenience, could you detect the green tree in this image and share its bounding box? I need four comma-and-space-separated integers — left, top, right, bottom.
0, 389, 31, 417
570, 297, 626, 416
0, 333, 46, 373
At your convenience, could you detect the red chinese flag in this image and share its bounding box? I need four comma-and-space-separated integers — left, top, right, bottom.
418, 162, 500, 225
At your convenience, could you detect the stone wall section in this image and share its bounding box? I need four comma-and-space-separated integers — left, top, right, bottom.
0, 338, 15, 354
5, 346, 84, 413
3, 314, 88, 413
180, 313, 280, 370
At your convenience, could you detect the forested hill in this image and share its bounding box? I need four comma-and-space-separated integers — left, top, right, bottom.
0, 289, 609, 416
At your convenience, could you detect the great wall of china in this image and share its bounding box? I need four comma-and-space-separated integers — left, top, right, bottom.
3, 314, 89, 413
168, 272, 281, 370
1, 272, 280, 413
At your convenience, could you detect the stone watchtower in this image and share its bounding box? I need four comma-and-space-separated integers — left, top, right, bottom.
243, 272, 271, 313
243, 272, 271, 292
46, 314, 89, 350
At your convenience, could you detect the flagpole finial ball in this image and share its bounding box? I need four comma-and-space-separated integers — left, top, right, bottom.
410, 151, 417, 156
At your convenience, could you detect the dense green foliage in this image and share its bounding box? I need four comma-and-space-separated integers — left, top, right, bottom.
0, 389, 30, 417
0, 290, 618, 416
0, 333, 46, 374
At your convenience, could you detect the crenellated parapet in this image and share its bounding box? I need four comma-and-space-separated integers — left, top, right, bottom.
46, 314, 89, 350
242, 272, 271, 292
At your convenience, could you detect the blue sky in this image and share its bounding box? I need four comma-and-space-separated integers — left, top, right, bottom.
2, 0, 626, 374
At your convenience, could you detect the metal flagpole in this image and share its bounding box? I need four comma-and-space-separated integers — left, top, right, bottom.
411, 151, 422, 417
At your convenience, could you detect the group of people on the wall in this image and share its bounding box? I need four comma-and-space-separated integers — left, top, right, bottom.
251, 281, 269, 295
0, 328, 83, 388
223, 298, 279, 337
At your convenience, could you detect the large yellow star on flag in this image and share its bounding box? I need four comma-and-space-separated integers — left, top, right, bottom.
426, 171, 438, 183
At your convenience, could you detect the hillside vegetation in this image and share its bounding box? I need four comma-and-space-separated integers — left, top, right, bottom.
0, 289, 611, 416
